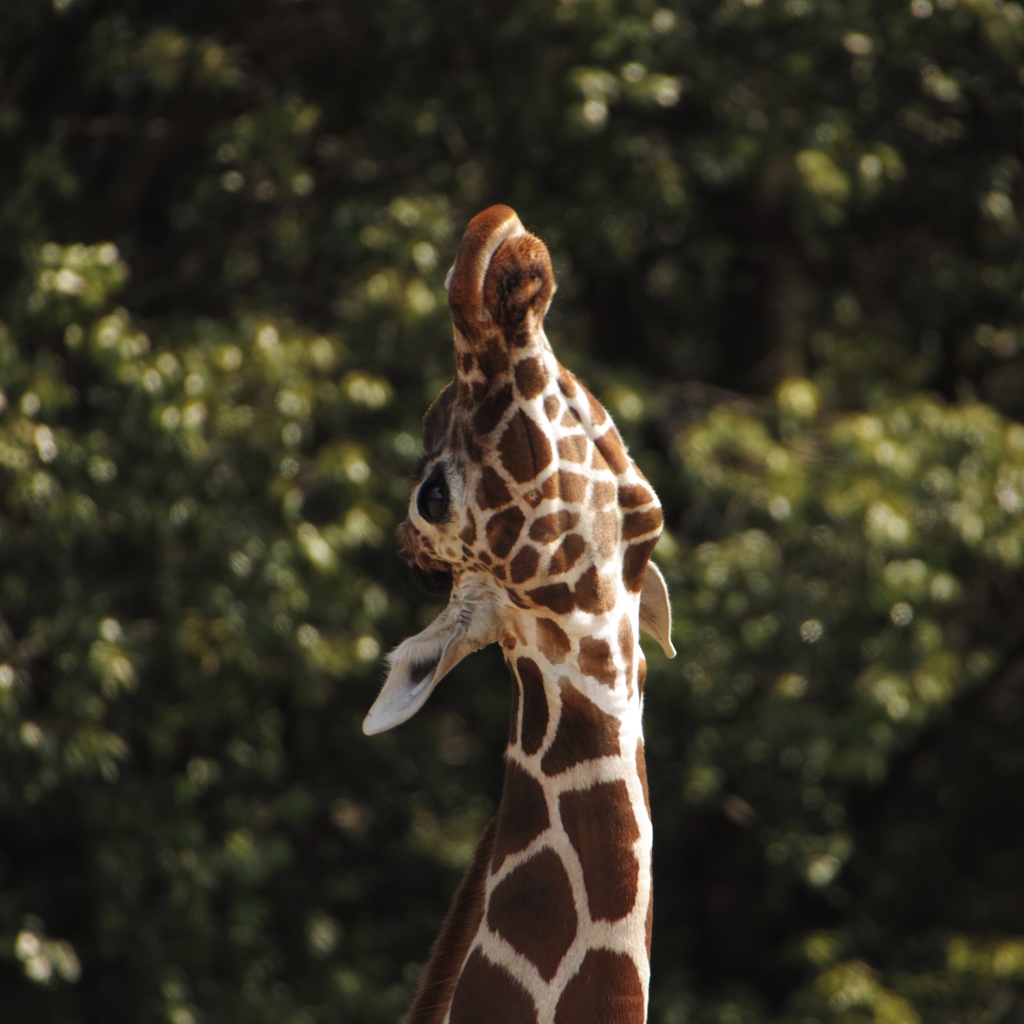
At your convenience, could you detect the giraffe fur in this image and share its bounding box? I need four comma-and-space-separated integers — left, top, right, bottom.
364, 205, 675, 1024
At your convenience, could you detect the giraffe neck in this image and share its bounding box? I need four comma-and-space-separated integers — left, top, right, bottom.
441, 607, 652, 1024
375, 207, 672, 1024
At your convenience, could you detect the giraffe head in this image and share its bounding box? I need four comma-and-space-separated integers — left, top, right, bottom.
363, 205, 674, 735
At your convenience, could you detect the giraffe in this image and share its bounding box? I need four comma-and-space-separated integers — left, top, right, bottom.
363, 205, 676, 1024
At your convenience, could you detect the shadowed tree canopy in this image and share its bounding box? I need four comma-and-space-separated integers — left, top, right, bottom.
0, 1, 1022, 1021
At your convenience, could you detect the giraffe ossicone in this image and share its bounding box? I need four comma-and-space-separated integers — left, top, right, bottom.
364, 204, 675, 1024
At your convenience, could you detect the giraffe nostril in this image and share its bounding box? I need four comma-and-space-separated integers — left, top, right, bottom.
417, 465, 450, 524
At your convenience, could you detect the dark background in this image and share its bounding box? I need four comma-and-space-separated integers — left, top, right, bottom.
1, 0, 1023, 1020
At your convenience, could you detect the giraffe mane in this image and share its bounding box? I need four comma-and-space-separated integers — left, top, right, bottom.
405, 816, 498, 1024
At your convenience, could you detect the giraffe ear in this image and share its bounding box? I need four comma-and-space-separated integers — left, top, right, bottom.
639, 561, 676, 658
362, 587, 503, 735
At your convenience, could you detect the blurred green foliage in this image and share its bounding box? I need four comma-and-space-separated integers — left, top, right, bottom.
0, 0, 1022, 1021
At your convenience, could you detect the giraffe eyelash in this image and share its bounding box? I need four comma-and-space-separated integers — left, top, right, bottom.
412, 443, 450, 483
411, 452, 433, 483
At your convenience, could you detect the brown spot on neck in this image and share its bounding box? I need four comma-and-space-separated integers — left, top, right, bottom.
580, 382, 608, 427
622, 538, 657, 594
536, 617, 571, 664
575, 565, 617, 615
500, 410, 554, 482
623, 508, 663, 540
491, 760, 550, 872
485, 506, 526, 559
509, 545, 540, 584
486, 848, 578, 982
529, 509, 580, 544
514, 355, 549, 400
554, 949, 645, 1024
448, 949, 537, 1024
547, 470, 587, 503
516, 656, 549, 755
560, 780, 641, 922
618, 616, 636, 698
477, 464, 512, 509
473, 383, 514, 436
618, 483, 655, 508
547, 533, 587, 576
578, 636, 617, 688
557, 433, 588, 463
477, 334, 511, 379
541, 681, 621, 776
527, 581, 575, 614
594, 425, 630, 475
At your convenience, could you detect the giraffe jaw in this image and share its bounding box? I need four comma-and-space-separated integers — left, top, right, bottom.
362, 578, 504, 735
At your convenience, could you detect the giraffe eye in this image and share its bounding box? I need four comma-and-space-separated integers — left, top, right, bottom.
417, 466, 449, 524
